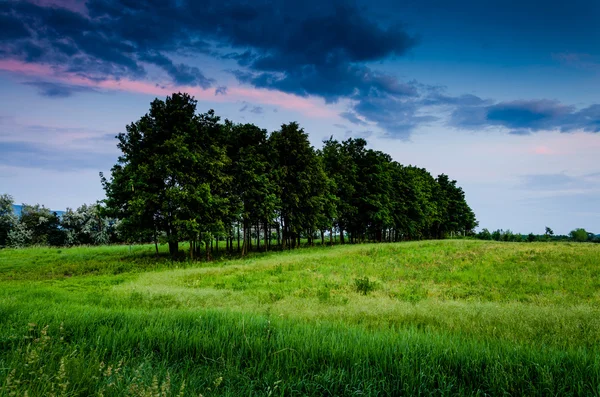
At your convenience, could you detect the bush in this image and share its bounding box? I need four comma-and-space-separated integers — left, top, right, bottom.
354, 277, 376, 295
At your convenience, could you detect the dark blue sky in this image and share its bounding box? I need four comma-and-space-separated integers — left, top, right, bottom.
0, 0, 598, 233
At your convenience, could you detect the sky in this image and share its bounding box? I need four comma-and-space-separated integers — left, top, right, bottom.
0, 0, 599, 235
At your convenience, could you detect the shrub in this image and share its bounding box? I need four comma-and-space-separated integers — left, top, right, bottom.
354, 277, 376, 295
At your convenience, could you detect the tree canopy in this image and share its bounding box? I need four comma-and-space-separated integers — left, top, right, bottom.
99, 93, 479, 256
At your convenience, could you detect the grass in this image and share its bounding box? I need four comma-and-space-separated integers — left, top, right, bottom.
1, 240, 600, 395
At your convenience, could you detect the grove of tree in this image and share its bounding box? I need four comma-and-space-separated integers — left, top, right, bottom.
100, 93, 478, 257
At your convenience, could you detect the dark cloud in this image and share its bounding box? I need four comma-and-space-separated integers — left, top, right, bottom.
2, 0, 599, 138
239, 102, 264, 114
23, 81, 97, 97
215, 86, 228, 96
0, 13, 30, 40
451, 100, 600, 134
421, 92, 491, 107
340, 112, 367, 126
0, 0, 425, 136
352, 95, 437, 139
139, 52, 213, 87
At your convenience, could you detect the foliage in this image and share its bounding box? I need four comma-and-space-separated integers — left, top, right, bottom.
0, 194, 17, 247
3, 93, 479, 252
354, 276, 376, 295
570, 228, 589, 242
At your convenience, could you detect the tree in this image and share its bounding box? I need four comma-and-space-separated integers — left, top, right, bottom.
61, 204, 116, 245
14, 204, 64, 246
224, 122, 277, 255
0, 194, 17, 248
570, 228, 589, 242
477, 228, 492, 240
101, 93, 228, 257
269, 122, 325, 249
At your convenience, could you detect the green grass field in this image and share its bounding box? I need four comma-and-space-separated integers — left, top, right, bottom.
1, 240, 599, 396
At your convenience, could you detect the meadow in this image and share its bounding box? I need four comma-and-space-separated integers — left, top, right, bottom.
0, 240, 599, 396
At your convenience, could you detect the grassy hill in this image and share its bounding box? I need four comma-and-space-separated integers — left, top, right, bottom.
0, 240, 599, 395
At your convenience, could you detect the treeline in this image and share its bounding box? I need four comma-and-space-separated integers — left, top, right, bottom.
475, 227, 599, 243
0, 197, 121, 248
97, 93, 478, 257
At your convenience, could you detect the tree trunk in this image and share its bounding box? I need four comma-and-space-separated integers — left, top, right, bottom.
168, 241, 179, 257
282, 221, 287, 250
340, 227, 345, 245
321, 230, 325, 246
256, 222, 260, 251
237, 222, 241, 253
154, 227, 159, 256
264, 220, 269, 252
206, 239, 211, 261
189, 240, 194, 260
241, 221, 247, 256
330, 228, 333, 246
276, 221, 281, 248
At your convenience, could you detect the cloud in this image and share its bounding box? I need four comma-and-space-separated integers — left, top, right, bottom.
239, 102, 264, 114
2, 0, 599, 139
23, 80, 97, 97
0, 141, 116, 171
520, 173, 579, 190
451, 100, 600, 134
139, 52, 213, 87
519, 172, 600, 196
340, 112, 368, 126
214, 86, 227, 96
0, 13, 31, 41
553, 52, 600, 72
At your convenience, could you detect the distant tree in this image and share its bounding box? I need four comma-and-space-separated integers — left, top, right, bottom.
491, 229, 502, 241
0, 194, 17, 248
544, 226, 554, 241
502, 230, 514, 242
13, 204, 64, 246
527, 233, 537, 243
569, 228, 589, 242
61, 204, 116, 245
477, 228, 492, 240
435, 174, 478, 238
7, 220, 33, 248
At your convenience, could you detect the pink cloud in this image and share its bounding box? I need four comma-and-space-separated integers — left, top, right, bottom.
0, 59, 336, 118
532, 146, 555, 155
